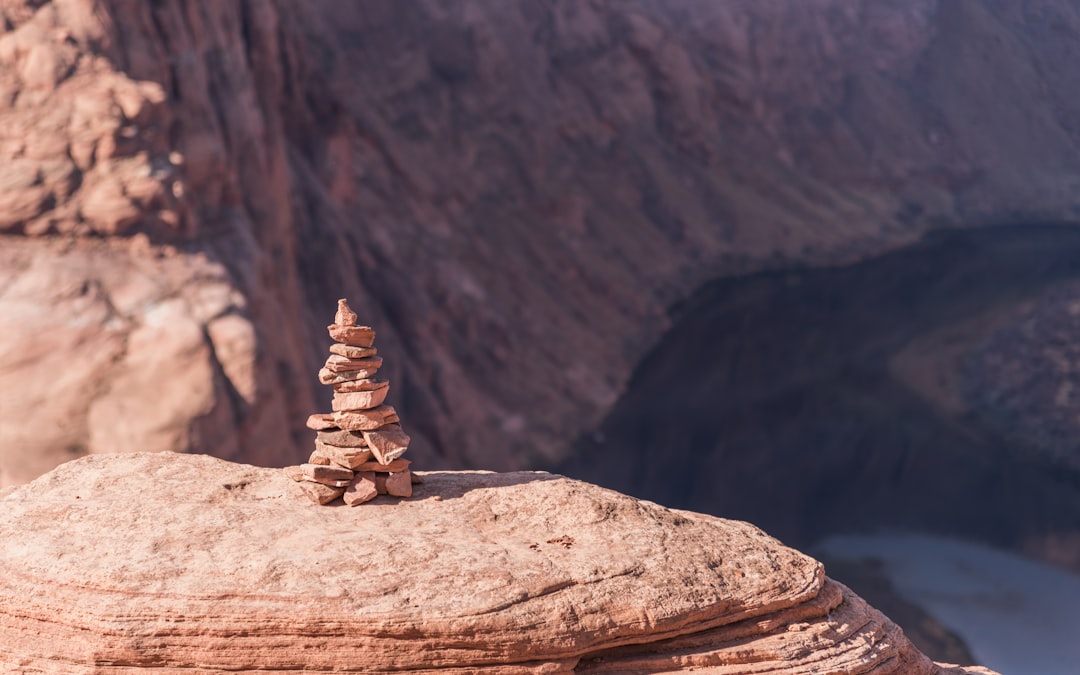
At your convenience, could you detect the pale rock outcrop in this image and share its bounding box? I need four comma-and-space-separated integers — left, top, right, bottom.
0, 452, 997, 674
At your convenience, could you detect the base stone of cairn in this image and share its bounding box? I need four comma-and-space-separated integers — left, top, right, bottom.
285, 299, 416, 505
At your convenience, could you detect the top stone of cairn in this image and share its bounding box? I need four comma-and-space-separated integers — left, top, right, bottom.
329, 299, 375, 347
335, 298, 358, 326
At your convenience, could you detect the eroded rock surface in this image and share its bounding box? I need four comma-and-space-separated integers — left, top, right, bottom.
0, 452, 996, 673
0, 237, 299, 487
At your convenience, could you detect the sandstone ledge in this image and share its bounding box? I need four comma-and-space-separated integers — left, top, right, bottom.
0, 453, 996, 673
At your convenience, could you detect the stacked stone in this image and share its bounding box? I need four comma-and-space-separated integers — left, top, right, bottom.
285, 299, 414, 506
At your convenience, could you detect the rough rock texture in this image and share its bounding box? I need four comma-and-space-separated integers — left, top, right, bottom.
0, 236, 299, 486
0, 452, 995, 674
7, 0, 1080, 480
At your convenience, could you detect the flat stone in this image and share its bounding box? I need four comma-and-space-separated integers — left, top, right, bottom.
352, 459, 411, 473
329, 344, 377, 359
318, 367, 381, 385
384, 412, 400, 424
315, 439, 366, 455
299, 463, 354, 486
332, 377, 388, 393
335, 298, 358, 327
343, 471, 378, 506
315, 441, 373, 469
316, 429, 368, 448
410, 472, 424, 484
332, 387, 389, 412
305, 413, 337, 430
362, 423, 411, 464
386, 470, 413, 497
332, 406, 397, 432
296, 480, 345, 505
324, 354, 383, 374
327, 323, 375, 347
307, 448, 332, 465
288, 463, 350, 487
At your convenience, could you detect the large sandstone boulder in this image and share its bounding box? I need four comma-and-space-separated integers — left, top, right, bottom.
0, 453, 995, 673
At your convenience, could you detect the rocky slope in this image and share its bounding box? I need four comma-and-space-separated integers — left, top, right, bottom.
0, 452, 996, 674
5, 0, 1080, 482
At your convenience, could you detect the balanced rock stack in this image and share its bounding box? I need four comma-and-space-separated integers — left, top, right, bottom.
285, 299, 414, 506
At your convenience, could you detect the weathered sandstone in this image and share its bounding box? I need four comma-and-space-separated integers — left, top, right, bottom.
316, 443, 373, 470
384, 469, 413, 497
352, 458, 411, 473
329, 344, 378, 359
335, 298, 358, 327
332, 376, 389, 393
343, 470, 378, 506
297, 463, 353, 485
305, 413, 338, 431
324, 354, 383, 374
296, 479, 345, 506
313, 438, 368, 456
318, 367, 382, 385
332, 405, 398, 432
283, 463, 349, 488
332, 387, 390, 412
0, 453, 995, 674
316, 428, 369, 447
363, 424, 411, 464
327, 324, 376, 347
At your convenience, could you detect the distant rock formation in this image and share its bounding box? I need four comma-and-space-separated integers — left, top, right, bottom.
0, 452, 997, 673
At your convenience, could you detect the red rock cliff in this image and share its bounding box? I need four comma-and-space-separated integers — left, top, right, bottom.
5, 0, 1080, 482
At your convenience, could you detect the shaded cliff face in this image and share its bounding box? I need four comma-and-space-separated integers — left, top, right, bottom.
6, 0, 1080, 485
557, 226, 1080, 567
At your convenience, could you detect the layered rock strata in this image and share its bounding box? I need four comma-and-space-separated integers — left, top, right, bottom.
0, 453, 997, 674
286, 299, 414, 505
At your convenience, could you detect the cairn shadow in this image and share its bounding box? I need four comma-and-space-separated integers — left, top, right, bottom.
406, 470, 561, 502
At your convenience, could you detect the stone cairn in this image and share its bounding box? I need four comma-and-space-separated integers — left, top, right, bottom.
285, 299, 415, 506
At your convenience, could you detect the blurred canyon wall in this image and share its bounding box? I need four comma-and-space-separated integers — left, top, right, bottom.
4, 0, 1080, 484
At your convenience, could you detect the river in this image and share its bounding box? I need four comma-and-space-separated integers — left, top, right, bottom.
818, 534, 1080, 674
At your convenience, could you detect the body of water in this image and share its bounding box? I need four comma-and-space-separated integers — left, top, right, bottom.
818, 533, 1080, 674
